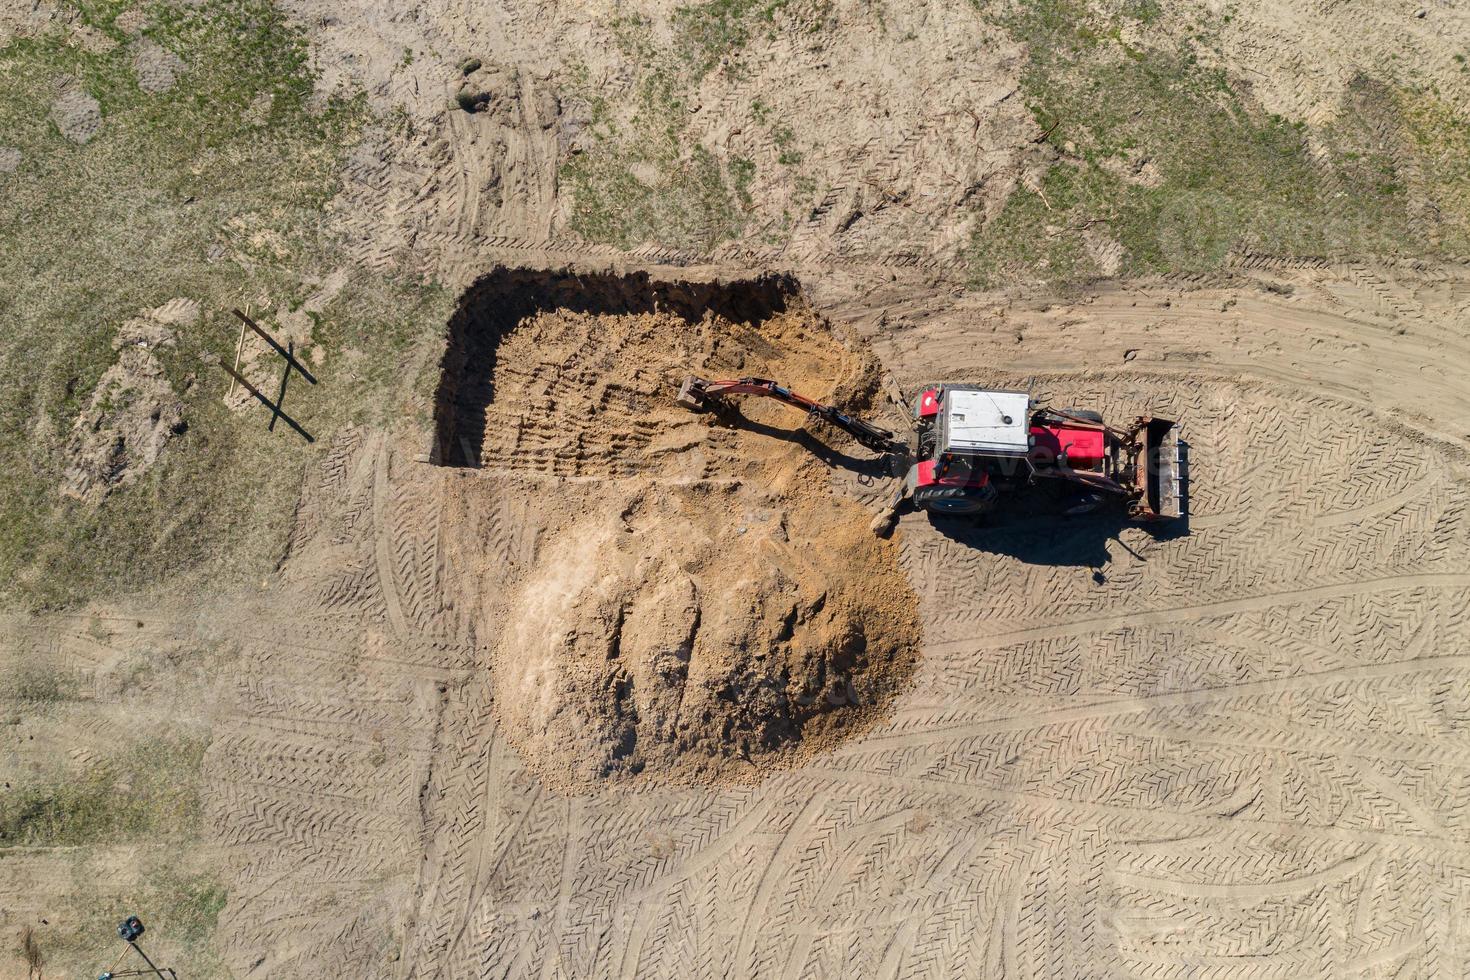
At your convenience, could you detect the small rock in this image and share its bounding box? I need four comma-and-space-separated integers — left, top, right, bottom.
1415, 8, 1426, 16
455, 88, 485, 113
1123, 349, 1138, 362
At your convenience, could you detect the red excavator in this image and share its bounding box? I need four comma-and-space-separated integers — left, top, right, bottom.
676, 377, 1182, 524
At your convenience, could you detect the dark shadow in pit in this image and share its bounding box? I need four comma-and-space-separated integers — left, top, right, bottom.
431, 267, 798, 467
923, 439, 1192, 572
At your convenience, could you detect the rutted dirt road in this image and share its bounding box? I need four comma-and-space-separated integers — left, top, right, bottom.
9, 255, 1470, 977
7, 0, 1470, 972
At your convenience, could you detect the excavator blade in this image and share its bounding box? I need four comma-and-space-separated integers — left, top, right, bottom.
1134, 417, 1182, 519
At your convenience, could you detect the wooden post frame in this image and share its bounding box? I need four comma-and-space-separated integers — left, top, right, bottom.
231, 308, 318, 385
218, 360, 314, 443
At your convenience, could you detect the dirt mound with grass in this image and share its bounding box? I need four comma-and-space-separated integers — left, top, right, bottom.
60, 301, 197, 504
444, 291, 918, 788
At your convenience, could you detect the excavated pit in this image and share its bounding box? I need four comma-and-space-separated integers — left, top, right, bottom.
434, 268, 919, 789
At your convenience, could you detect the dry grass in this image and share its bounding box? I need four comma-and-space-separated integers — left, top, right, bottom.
0, 0, 450, 608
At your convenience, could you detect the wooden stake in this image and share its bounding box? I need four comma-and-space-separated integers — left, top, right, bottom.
227, 309, 248, 399
231, 308, 318, 385
217, 361, 314, 442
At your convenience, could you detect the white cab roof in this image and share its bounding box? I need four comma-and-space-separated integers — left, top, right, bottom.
942, 389, 1031, 455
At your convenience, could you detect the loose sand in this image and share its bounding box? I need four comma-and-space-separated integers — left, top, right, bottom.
443, 302, 919, 788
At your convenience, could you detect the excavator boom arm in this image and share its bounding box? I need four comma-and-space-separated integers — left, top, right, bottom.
677, 376, 899, 454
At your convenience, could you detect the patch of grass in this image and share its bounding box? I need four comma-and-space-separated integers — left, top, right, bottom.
563, 138, 745, 250
1395, 88, 1470, 253
730, 154, 757, 208
672, 0, 760, 77
968, 169, 1100, 285
21, 851, 230, 979
0, 0, 451, 608
146, 865, 229, 946
969, 0, 1466, 287
7, 662, 78, 703
561, 39, 750, 250
770, 122, 803, 164
670, 0, 803, 76
563, 0, 844, 249
0, 733, 208, 847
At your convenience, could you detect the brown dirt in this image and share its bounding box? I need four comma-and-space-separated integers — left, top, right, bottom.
131, 38, 185, 94
60, 301, 196, 503
10, 0, 1470, 971
442, 301, 919, 788
15, 263, 1470, 978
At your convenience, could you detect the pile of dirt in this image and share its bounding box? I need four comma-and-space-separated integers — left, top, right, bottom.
60, 300, 196, 503
445, 296, 919, 787
50, 85, 101, 145
132, 39, 186, 94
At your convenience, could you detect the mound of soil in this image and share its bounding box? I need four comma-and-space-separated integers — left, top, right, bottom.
60, 301, 196, 504
51, 87, 101, 145
446, 293, 918, 788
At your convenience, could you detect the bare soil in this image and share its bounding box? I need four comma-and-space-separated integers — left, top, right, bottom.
60, 301, 196, 503
7, 0, 1470, 976
441, 301, 919, 788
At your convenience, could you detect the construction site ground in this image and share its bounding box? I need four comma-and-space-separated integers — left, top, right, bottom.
3, 0, 1470, 977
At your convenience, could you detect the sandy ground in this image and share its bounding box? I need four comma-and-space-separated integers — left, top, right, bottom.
437, 303, 919, 788
291, 0, 1470, 291
7, 255, 1470, 977
6, 0, 1470, 976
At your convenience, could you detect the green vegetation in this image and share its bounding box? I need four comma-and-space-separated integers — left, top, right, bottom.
134, 865, 229, 947
969, 0, 1470, 287
560, 12, 756, 253
20, 853, 229, 979
0, 0, 450, 608
562, 0, 833, 251
7, 662, 78, 703
1397, 87, 1470, 253
0, 733, 207, 846
671, 0, 798, 76
562, 110, 749, 251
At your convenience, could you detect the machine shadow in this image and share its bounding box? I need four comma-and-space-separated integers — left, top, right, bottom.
713, 410, 896, 480
923, 439, 1192, 570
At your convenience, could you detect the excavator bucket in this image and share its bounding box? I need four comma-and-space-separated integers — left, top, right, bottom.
676, 377, 711, 411
1133, 417, 1183, 520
